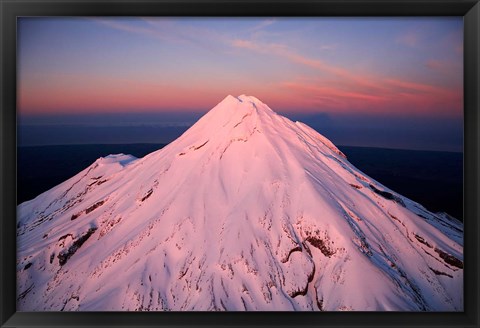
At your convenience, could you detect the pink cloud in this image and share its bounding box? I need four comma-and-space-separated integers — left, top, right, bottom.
396, 32, 419, 47
276, 74, 462, 116
230, 38, 391, 94
425, 58, 462, 84
426, 59, 447, 71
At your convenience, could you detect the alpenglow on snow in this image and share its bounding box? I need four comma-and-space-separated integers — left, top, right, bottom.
17, 95, 463, 311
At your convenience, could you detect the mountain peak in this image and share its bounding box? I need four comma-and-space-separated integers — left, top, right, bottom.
237, 94, 264, 105
187, 95, 275, 138
215, 94, 274, 114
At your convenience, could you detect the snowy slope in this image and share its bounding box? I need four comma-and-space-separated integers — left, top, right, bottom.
17, 95, 463, 311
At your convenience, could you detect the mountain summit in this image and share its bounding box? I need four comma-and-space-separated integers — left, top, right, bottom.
17, 95, 463, 311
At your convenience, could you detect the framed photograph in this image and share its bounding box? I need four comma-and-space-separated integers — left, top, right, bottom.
1, 0, 479, 327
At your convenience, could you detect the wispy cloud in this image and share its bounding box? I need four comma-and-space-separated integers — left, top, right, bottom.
231, 38, 330, 70
396, 32, 419, 47
278, 75, 461, 115
96, 17, 332, 66
227, 33, 461, 116
319, 44, 338, 51
94, 18, 174, 42
87, 18, 461, 116
94, 17, 229, 51
425, 59, 457, 74
142, 18, 228, 45
248, 19, 276, 32
230, 38, 383, 92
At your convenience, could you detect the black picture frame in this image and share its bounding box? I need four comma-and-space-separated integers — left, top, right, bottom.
1, 0, 479, 327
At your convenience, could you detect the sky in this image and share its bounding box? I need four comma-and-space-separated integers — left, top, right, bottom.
17, 17, 463, 151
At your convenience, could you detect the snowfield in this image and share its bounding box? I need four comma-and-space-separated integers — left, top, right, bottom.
17, 95, 463, 311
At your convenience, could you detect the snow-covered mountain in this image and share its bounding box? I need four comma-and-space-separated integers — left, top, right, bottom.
17, 95, 463, 311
